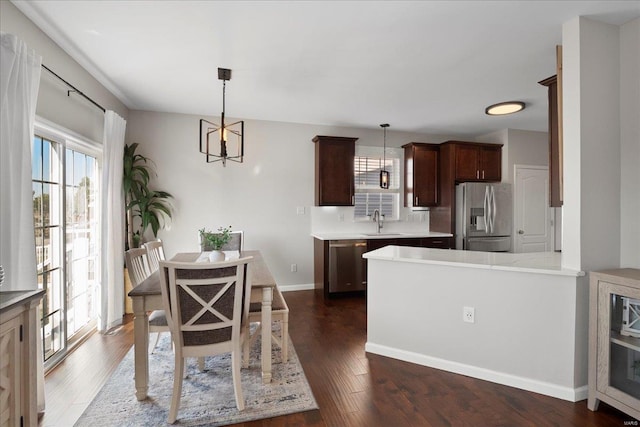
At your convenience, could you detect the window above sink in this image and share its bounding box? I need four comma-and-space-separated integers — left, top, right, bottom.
354, 146, 401, 221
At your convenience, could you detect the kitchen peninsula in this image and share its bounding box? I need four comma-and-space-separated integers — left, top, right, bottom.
363, 246, 587, 401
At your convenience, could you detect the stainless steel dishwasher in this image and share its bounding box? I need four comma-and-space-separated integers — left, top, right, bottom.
328, 240, 367, 293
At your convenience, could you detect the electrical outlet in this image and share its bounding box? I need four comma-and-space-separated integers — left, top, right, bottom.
291, 263, 297, 272
338, 213, 345, 222
463, 306, 475, 323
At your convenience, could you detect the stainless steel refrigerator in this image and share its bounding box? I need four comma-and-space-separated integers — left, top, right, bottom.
455, 182, 512, 252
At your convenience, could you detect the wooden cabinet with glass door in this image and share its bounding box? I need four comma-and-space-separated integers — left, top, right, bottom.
588, 269, 640, 421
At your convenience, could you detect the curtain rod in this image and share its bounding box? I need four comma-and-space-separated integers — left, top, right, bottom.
42, 64, 106, 113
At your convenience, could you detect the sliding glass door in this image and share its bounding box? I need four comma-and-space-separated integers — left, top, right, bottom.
33, 135, 64, 360
65, 148, 99, 342
32, 130, 101, 366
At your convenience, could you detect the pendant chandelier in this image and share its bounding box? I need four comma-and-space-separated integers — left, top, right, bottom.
380, 123, 390, 189
199, 68, 244, 166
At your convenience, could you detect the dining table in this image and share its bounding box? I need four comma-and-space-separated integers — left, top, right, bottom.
128, 250, 276, 401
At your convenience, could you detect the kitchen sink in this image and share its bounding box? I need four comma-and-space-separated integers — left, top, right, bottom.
361, 233, 405, 237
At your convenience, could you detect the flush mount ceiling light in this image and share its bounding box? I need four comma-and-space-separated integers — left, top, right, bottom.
380, 123, 390, 189
485, 101, 526, 116
199, 68, 244, 166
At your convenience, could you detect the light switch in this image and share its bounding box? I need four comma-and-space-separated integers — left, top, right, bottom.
296, 206, 305, 215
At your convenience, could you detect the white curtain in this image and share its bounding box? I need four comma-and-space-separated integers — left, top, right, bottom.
0, 32, 41, 291
0, 31, 45, 413
99, 111, 126, 332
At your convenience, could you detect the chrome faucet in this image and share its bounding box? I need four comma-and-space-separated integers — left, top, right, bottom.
372, 209, 384, 233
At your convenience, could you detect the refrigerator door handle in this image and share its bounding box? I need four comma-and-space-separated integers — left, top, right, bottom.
490, 185, 497, 234
488, 186, 492, 233
484, 186, 490, 235
462, 186, 467, 239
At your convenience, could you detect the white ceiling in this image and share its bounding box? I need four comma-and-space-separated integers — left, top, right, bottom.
13, 0, 640, 137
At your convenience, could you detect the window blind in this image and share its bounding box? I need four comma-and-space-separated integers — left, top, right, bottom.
353, 153, 400, 219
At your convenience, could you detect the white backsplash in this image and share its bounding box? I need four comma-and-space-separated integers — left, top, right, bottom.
310, 206, 430, 234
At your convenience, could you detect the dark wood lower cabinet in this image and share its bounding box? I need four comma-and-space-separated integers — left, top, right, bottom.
315, 237, 454, 299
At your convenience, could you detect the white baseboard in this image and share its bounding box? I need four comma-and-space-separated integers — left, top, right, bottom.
278, 283, 315, 292
365, 342, 588, 402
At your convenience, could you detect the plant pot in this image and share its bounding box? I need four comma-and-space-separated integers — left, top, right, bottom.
209, 250, 225, 262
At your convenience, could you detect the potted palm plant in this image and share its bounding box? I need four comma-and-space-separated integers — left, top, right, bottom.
123, 143, 173, 249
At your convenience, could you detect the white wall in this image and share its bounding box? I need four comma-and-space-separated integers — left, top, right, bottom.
126, 110, 460, 288
562, 17, 623, 272
0, 1, 128, 141
366, 257, 585, 401
620, 18, 640, 268
478, 128, 548, 184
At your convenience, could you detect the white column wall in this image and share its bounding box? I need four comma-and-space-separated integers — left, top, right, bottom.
561, 17, 622, 272
620, 18, 640, 268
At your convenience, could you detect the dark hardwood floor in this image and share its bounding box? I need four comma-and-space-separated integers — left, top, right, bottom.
40, 290, 636, 427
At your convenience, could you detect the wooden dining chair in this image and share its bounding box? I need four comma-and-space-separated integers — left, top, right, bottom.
159, 256, 254, 424
143, 239, 166, 273
142, 240, 171, 352
243, 286, 289, 368
222, 231, 243, 251
124, 247, 151, 287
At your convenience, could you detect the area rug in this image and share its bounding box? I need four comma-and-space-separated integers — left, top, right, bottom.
75, 327, 317, 426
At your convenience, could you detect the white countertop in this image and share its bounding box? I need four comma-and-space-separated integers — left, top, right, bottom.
363, 245, 584, 277
311, 231, 453, 240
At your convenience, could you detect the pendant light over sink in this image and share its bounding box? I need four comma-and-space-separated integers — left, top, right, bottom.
380, 123, 390, 189
199, 68, 244, 166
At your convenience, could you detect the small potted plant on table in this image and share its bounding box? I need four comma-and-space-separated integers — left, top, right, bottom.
199, 226, 232, 262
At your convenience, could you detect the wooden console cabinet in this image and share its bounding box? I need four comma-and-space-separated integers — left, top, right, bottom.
313, 135, 357, 206
0, 289, 45, 427
588, 269, 640, 420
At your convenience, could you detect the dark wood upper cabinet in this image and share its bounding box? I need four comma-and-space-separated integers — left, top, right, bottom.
452, 142, 502, 182
313, 135, 357, 206
479, 145, 502, 182
403, 143, 439, 207
454, 144, 481, 181
429, 141, 503, 236
539, 72, 563, 207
